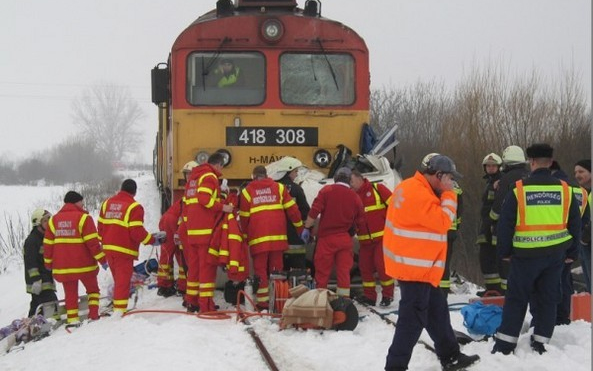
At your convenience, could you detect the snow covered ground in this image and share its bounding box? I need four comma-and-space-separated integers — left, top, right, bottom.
0, 172, 590, 370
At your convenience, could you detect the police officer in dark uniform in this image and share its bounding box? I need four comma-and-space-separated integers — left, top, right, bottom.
492, 143, 581, 355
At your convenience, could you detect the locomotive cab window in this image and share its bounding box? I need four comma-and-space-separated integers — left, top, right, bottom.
280, 53, 355, 106
187, 52, 265, 105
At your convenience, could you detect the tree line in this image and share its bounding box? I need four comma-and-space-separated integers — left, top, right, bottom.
0, 84, 145, 186
370, 65, 591, 283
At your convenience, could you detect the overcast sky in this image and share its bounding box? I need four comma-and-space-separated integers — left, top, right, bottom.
1, 0, 589, 164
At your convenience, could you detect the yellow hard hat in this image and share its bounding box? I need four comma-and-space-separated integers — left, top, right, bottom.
482, 153, 502, 166
31, 208, 51, 227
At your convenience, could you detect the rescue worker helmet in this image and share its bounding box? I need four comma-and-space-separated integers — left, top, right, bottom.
31, 208, 51, 227
182, 160, 198, 173
266, 156, 304, 181
420, 153, 440, 170
502, 145, 526, 164
273, 156, 303, 173
482, 153, 503, 166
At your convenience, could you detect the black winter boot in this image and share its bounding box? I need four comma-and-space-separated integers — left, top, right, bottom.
440, 352, 480, 371
530, 336, 547, 354
157, 286, 177, 298
379, 297, 393, 307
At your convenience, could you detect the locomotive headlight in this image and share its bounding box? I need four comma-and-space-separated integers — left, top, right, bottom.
313, 149, 331, 168
195, 151, 210, 165
261, 19, 284, 43
216, 149, 232, 167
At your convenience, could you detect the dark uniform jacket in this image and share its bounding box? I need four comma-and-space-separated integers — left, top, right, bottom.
279, 175, 310, 245
490, 163, 529, 222
24, 227, 55, 291
497, 168, 581, 260
479, 171, 501, 238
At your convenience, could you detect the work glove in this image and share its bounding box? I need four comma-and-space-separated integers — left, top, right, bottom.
221, 178, 230, 194
173, 233, 181, 245
101, 262, 109, 271
300, 228, 311, 243
31, 280, 42, 295
152, 231, 167, 246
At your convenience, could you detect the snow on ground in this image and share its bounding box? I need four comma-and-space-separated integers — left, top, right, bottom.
0, 172, 591, 370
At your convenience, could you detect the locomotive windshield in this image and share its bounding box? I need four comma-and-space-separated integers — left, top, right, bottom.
280, 53, 355, 106
186, 52, 265, 106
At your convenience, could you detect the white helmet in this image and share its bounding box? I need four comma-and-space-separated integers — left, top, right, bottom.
182, 160, 198, 173
502, 145, 525, 164
272, 156, 303, 172
31, 208, 51, 227
482, 153, 503, 166
266, 156, 303, 180
421, 153, 440, 170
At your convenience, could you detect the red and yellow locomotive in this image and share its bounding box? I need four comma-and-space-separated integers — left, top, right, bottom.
152, 0, 370, 211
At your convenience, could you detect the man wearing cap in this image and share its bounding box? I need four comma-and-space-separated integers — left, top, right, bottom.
492, 143, 581, 355
98, 179, 163, 315
489, 145, 530, 293
574, 159, 591, 292
24, 208, 57, 317
43, 191, 107, 324
302, 167, 365, 297
383, 154, 479, 371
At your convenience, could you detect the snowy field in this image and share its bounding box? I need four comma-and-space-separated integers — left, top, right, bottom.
0, 172, 590, 370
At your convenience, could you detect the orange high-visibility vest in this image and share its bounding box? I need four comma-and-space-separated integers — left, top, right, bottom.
383, 172, 457, 287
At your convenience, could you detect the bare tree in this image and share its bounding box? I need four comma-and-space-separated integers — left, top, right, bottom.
71, 83, 144, 162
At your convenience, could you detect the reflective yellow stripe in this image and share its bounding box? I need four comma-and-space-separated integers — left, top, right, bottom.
82, 232, 98, 242
197, 187, 214, 195
94, 252, 105, 260
249, 235, 288, 246
380, 278, 394, 286
362, 281, 376, 288
187, 229, 213, 236
208, 247, 219, 256
250, 204, 284, 214
358, 230, 384, 240
103, 244, 139, 257
53, 265, 98, 275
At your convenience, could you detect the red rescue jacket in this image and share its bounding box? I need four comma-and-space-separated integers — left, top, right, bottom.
356, 179, 392, 246
43, 203, 106, 282
239, 178, 304, 254
184, 164, 224, 246
98, 191, 154, 259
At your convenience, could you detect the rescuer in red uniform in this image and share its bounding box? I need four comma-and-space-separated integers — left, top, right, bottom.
98, 179, 163, 315
184, 153, 234, 312
43, 191, 107, 324
156, 198, 186, 297
349, 169, 394, 306
303, 167, 366, 297
239, 165, 304, 309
